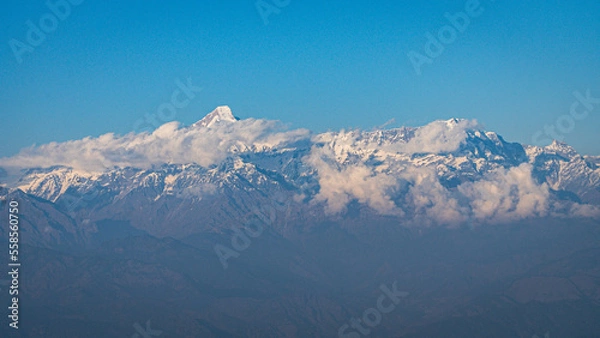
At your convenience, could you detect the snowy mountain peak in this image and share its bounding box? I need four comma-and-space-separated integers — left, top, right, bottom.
193, 106, 238, 128
444, 118, 469, 128
446, 118, 460, 125
546, 140, 578, 157
548, 140, 570, 148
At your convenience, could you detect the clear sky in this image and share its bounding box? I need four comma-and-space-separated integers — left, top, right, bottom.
1, 0, 599, 157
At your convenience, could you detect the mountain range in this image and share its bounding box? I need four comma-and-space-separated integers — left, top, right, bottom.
0, 107, 599, 337
1, 106, 598, 238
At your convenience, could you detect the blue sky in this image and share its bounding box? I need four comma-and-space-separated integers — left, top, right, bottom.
1, 0, 599, 157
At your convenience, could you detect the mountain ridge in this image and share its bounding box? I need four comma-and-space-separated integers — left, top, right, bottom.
1, 107, 599, 239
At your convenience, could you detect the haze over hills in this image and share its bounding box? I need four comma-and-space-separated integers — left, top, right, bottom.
1, 107, 599, 337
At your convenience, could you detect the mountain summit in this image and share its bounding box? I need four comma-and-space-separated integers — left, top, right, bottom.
193, 105, 238, 128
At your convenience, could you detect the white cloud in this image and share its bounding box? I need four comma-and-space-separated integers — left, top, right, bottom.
457, 164, 551, 222
387, 119, 479, 154
398, 166, 468, 225
566, 203, 600, 218
305, 144, 400, 215
0, 119, 310, 173
307, 151, 553, 224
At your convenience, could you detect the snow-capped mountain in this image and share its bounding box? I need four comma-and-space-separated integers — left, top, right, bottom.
1, 106, 599, 239
528, 141, 600, 205
192, 105, 239, 128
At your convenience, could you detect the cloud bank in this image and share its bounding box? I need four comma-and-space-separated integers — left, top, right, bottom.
305, 120, 599, 224
305, 144, 400, 215
0, 119, 310, 173
390, 119, 479, 154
